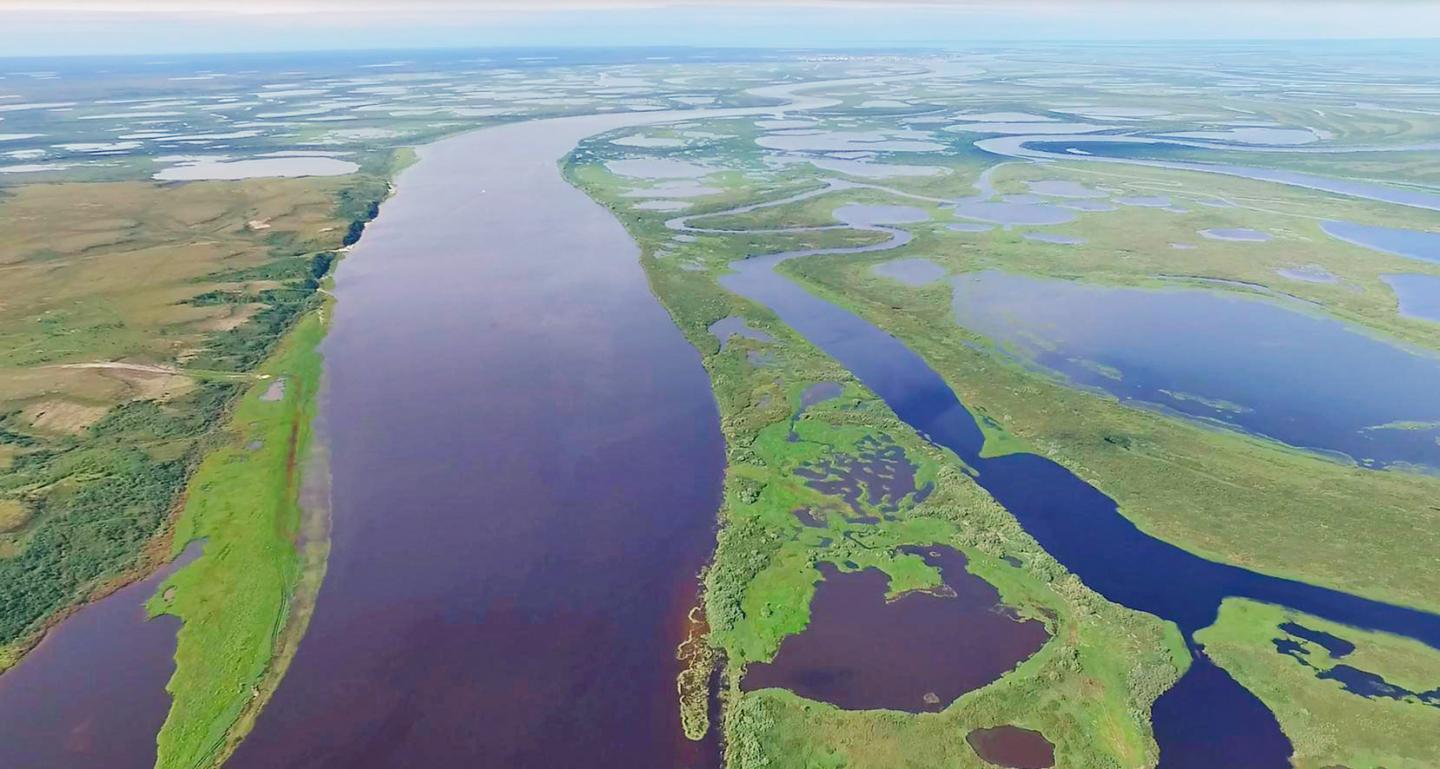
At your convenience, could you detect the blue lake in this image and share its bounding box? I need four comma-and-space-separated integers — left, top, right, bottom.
1323, 220, 1440, 264
950, 271, 1440, 470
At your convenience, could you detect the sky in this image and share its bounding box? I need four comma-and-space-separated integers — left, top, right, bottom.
3, 1, 1440, 57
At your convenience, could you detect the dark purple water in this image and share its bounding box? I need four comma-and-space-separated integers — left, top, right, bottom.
225, 116, 729, 769
0, 544, 200, 769
742, 547, 1049, 712
966, 725, 1056, 769
0, 69, 926, 769
719, 241, 1440, 769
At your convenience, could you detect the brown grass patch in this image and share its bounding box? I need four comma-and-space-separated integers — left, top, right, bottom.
20, 399, 110, 435
194, 302, 265, 333
0, 500, 28, 533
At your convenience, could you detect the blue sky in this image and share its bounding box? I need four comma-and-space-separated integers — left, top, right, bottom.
3, 1, 1440, 57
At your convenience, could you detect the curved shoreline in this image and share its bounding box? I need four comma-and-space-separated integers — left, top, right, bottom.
222, 68, 946, 769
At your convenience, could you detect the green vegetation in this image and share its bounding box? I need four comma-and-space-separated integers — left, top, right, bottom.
571, 150, 1190, 769
570, 86, 1440, 763
146, 311, 329, 769
0, 385, 225, 651
0, 176, 358, 668
0, 164, 387, 769
1197, 599, 1440, 769
787, 200, 1440, 614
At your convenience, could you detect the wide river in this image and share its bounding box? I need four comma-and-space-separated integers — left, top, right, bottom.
3, 61, 1432, 769
226, 70, 954, 769
0, 70, 936, 769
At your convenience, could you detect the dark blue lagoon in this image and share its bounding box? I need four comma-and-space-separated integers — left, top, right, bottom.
949, 271, 1440, 470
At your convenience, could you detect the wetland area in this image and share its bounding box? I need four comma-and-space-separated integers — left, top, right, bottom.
1, 42, 1439, 769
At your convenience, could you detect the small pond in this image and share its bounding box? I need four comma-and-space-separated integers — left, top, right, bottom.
1384, 274, 1440, 323
708, 316, 773, 349
834, 204, 931, 227
756, 130, 945, 153
742, 546, 1050, 712
1115, 195, 1172, 207
1323, 220, 1440, 264
154, 155, 358, 180
966, 725, 1056, 769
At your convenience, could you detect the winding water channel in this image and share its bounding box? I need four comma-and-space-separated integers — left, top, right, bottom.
692, 198, 1440, 768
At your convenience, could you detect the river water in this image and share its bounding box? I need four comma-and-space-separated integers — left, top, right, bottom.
6, 59, 1435, 769
223, 69, 962, 769
0, 545, 199, 769
0, 66, 944, 769
223, 114, 735, 769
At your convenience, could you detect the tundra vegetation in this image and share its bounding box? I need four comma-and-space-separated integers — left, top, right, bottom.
568, 56, 1440, 762
0, 162, 390, 762
572, 142, 1191, 769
